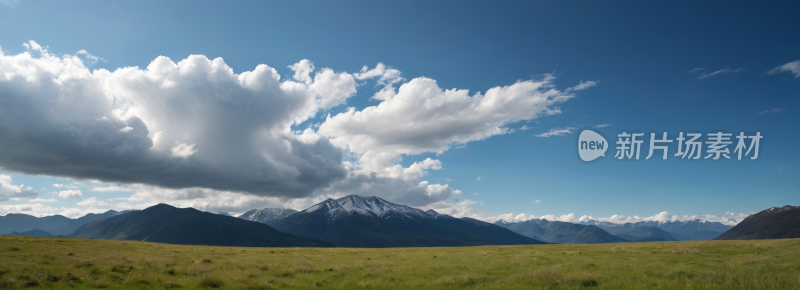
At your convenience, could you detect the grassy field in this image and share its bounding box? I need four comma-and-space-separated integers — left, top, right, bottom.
0, 236, 798, 289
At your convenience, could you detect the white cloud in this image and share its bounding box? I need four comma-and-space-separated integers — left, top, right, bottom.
0, 174, 38, 202
420, 199, 483, 219
565, 80, 598, 92
22, 40, 45, 52
0, 42, 353, 198
169, 142, 197, 158
77, 197, 110, 207
288, 59, 314, 85
695, 67, 744, 79
534, 123, 610, 137
53, 183, 79, 189
475, 177, 481, 181
76, 50, 105, 63
58, 190, 83, 199
758, 107, 786, 115
532, 200, 540, 203
90, 186, 134, 192
0, 41, 594, 215
488, 210, 750, 225
534, 126, 576, 137
768, 60, 800, 78
319, 74, 583, 172
124, 184, 326, 215
354, 63, 404, 101
0, 203, 108, 218
28, 198, 58, 203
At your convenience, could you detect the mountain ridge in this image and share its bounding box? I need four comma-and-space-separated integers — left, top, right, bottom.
66, 204, 334, 247
714, 205, 800, 240
269, 195, 545, 247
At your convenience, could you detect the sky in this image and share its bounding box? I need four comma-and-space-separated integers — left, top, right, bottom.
0, 0, 797, 225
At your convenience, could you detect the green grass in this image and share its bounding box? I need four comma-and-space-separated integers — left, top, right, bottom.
0, 236, 798, 289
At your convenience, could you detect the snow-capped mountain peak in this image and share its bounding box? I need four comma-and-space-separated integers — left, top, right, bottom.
302, 195, 444, 223
239, 208, 299, 224
763, 205, 799, 214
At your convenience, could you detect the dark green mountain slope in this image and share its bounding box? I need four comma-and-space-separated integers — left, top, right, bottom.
66, 204, 334, 247
270, 195, 544, 248
715, 205, 800, 240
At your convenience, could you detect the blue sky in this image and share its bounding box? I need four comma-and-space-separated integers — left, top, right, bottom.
0, 0, 797, 223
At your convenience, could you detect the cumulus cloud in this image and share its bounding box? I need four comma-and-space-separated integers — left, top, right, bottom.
768, 60, 800, 78
420, 199, 483, 219
0, 203, 114, 218
0, 41, 594, 214
0, 43, 352, 198
77, 197, 110, 207
28, 198, 58, 203
54, 183, 79, 189
488, 210, 751, 226
318, 74, 580, 172
354, 63, 404, 100
487, 212, 578, 223
0, 174, 38, 202
124, 184, 327, 215
90, 186, 133, 192
58, 190, 83, 199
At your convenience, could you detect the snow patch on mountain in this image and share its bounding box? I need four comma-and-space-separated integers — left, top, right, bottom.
239, 208, 299, 224
301, 195, 447, 223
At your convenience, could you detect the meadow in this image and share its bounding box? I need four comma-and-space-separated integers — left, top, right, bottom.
0, 236, 798, 289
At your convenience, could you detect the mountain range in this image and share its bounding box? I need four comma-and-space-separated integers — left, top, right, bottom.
0, 210, 125, 236
581, 219, 732, 240
493, 217, 735, 244
265, 195, 545, 247
715, 205, 800, 240
66, 204, 334, 247
3, 197, 794, 247
494, 219, 629, 244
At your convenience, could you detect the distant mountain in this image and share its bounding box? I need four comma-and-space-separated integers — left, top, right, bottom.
8, 229, 54, 237
270, 195, 544, 248
217, 212, 232, 217
494, 219, 628, 244
66, 204, 334, 247
715, 205, 800, 240
581, 219, 732, 240
0, 210, 123, 235
613, 227, 679, 242
239, 208, 298, 225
